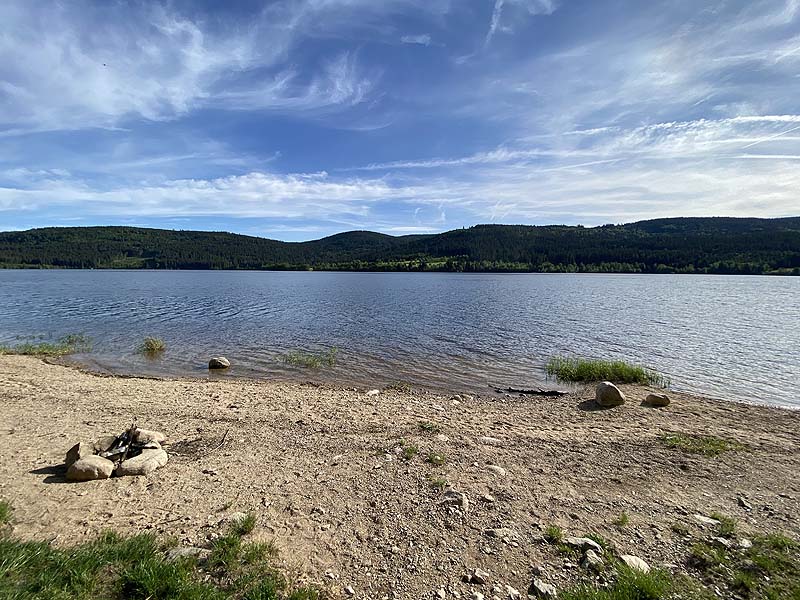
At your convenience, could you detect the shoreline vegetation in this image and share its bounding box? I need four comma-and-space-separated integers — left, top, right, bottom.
0, 355, 798, 599
1, 217, 799, 275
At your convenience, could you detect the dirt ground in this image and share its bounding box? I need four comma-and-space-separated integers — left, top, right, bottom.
1, 355, 798, 599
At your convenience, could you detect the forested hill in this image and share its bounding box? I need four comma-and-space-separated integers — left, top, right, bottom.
1, 217, 799, 274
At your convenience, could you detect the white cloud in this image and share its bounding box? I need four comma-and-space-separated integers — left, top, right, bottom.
401, 34, 432, 46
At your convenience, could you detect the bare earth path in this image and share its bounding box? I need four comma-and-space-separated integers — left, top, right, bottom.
1, 355, 798, 599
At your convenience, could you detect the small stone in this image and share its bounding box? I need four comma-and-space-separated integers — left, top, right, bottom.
643, 393, 670, 407
563, 537, 603, 554
208, 356, 230, 369
469, 568, 490, 584
486, 465, 506, 477
65, 442, 93, 469
504, 584, 522, 600
620, 555, 650, 573
480, 493, 496, 503
528, 578, 557, 598
366, 389, 380, 396
479, 436, 503, 446
116, 446, 168, 476
344, 585, 355, 596
580, 549, 603, 571
441, 490, 469, 513
484, 527, 518, 541
595, 381, 625, 407
435, 433, 449, 442
739, 538, 753, 549
470, 593, 484, 600
737, 497, 753, 511
66, 455, 115, 481
710, 536, 733, 549
436, 588, 447, 599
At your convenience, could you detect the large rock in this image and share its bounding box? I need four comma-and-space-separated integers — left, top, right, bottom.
643, 393, 670, 407
528, 579, 557, 598
595, 381, 626, 407
93, 436, 118, 454
133, 428, 166, 445
65, 442, 93, 469
66, 455, 115, 481
208, 357, 230, 369
564, 536, 604, 554
620, 555, 650, 573
116, 445, 168, 476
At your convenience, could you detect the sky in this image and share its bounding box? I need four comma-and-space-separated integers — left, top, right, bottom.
1, 0, 799, 240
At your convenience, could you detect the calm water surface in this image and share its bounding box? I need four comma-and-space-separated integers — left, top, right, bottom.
0, 270, 797, 408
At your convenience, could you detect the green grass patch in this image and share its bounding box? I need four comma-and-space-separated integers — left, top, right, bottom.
137, 336, 166, 355
0, 516, 325, 600
613, 512, 630, 528
709, 512, 736, 537
426, 452, 446, 466
545, 356, 669, 387
544, 524, 563, 544
0, 499, 10, 525
418, 421, 441, 434
400, 442, 418, 461
428, 476, 447, 490
283, 348, 337, 369
661, 433, 747, 457
0, 333, 92, 357
688, 532, 800, 598
559, 564, 673, 600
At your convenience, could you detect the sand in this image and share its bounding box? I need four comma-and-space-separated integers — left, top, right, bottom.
1, 355, 798, 599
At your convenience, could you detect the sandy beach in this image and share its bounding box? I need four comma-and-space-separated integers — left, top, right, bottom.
1, 355, 798, 599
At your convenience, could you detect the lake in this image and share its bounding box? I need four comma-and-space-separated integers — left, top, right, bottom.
0, 270, 797, 408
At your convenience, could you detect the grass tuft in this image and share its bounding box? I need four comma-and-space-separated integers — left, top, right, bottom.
138, 336, 166, 355
428, 476, 447, 490
709, 512, 736, 537
545, 356, 668, 387
283, 348, 337, 369
231, 514, 257, 537
661, 433, 746, 457
401, 442, 418, 461
544, 524, 563, 544
418, 421, 441, 434
0, 499, 10, 525
613, 512, 630, 528
426, 452, 446, 466
0, 333, 92, 357
559, 564, 673, 600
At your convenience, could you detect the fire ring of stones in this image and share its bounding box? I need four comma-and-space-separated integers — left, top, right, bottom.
65, 424, 169, 481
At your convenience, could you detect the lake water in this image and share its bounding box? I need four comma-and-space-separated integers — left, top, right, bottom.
0, 270, 797, 408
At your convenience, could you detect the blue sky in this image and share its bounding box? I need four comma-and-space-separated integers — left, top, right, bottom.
1, 0, 799, 240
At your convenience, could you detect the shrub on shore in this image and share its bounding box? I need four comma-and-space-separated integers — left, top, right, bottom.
0, 511, 324, 600
546, 356, 669, 387
0, 333, 91, 357
137, 336, 166, 356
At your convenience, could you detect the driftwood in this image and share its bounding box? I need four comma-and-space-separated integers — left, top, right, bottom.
492, 386, 568, 397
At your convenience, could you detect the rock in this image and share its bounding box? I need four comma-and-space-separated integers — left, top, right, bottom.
479, 436, 503, 446
366, 389, 380, 396
480, 493, 496, 503
165, 546, 210, 562
66, 455, 115, 481
435, 433, 449, 442
737, 496, 753, 511
470, 593, 484, 600
436, 588, 446, 599
208, 356, 230, 369
116, 446, 168, 476
528, 578, 557, 598
486, 465, 506, 477
504, 584, 522, 600
441, 490, 469, 513
485, 527, 518, 541
93, 436, 118, 453
65, 442, 93, 469
595, 381, 625, 407
694, 514, 721, 527
581, 549, 603, 571
710, 536, 733, 549
344, 585, 355, 596
739, 538, 753, 549
620, 555, 650, 573
643, 393, 670, 407
133, 428, 166, 445
469, 568, 490, 584
563, 536, 603, 554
